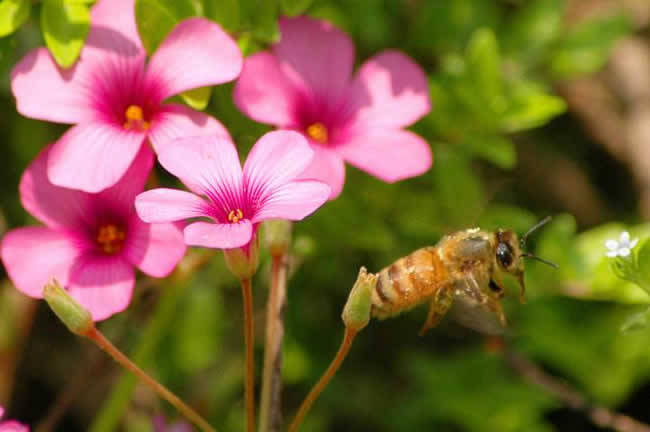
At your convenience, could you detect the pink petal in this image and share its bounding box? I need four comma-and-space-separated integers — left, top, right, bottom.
97, 145, 154, 209
233, 52, 301, 127
297, 145, 346, 199
68, 255, 135, 321
243, 131, 313, 202
252, 180, 330, 223
0, 227, 81, 298
124, 215, 186, 277
11, 48, 95, 124
157, 135, 242, 195
275, 16, 354, 99
20, 144, 91, 228
337, 129, 432, 183
184, 221, 252, 249
0, 421, 29, 431
135, 189, 208, 223
148, 103, 232, 155
147, 18, 242, 99
348, 50, 431, 129
47, 122, 146, 193
84, 0, 143, 59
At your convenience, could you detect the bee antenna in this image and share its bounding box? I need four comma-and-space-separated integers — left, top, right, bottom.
522, 253, 559, 269
520, 216, 553, 248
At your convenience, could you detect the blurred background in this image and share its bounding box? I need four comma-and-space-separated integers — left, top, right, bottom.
1, 0, 650, 431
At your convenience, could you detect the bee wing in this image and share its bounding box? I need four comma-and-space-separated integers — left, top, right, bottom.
449, 294, 509, 335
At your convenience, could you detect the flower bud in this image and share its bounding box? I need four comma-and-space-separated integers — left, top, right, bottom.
342, 267, 376, 332
43, 279, 93, 336
264, 219, 292, 256
224, 235, 260, 280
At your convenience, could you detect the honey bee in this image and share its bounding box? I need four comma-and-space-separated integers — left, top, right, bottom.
370, 217, 556, 335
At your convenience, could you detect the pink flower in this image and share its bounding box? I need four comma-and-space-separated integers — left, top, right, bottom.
11, 0, 242, 193
0, 145, 186, 321
0, 406, 29, 432
135, 131, 330, 249
234, 16, 432, 199
153, 415, 193, 432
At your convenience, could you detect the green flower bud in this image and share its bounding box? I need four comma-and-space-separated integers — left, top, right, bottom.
264, 219, 292, 256
342, 267, 376, 332
43, 279, 93, 336
224, 235, 260, 280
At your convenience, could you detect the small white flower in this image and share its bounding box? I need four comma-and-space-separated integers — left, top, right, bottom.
605, 231, 639, 258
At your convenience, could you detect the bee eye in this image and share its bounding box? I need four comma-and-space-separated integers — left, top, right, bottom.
496, 243, 513, 268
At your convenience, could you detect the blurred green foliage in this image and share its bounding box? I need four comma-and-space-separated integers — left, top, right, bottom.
0, 0, 647, 431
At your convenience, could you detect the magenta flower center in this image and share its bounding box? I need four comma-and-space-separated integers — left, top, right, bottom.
305, 122, 328, 144
227, 208, 244, 223
123, 105, 151, 131
96, 223, 126, 254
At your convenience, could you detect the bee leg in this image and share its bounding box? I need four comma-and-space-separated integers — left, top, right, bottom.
487, 297, 507, 327
418, 287, 453, 336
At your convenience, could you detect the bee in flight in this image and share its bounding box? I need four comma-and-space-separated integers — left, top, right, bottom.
370, 217, 557, 335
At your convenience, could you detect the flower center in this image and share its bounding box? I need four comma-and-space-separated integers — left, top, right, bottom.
123, 105, 151, 131
306, 122, 328, 143
227, 208, 244, 223
96, 224, 126, 254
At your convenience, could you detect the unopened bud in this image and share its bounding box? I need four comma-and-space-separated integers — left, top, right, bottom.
43, 279, 93, 336
264, 219, 292, 256
224, 235, 260, 280
342, 267, 376, 331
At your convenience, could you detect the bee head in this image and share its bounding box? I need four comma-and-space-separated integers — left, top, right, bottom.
495, 217, 558, 303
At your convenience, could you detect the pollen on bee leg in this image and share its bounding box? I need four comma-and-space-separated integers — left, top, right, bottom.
123, 104, 151, 131
306, 122, 328, 143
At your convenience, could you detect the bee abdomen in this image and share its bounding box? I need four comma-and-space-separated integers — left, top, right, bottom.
372, 247, 445, 318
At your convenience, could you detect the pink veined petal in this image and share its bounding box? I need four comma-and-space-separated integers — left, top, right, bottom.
296, 145, 346, 199
84, 0, 143, 59
157, 135, 242, 196
98, 145, 154, 209
68, 255, 135, 321
275, 16, 355, 99
0, 227, 81, 298
337, 129, 432, 183
243, 131, 314, 203
148, 103, 232, 156
47, 122, 146, 193
147, 17, 242, 99
233, 52, 301, 127
11, 48, 95, 124
124, 215, 186, 277
252, 180, 330, 223
135, 189, 209, 223
348, 50, 431, 129
20, 144, 92, 228
184, 220, 252, 249
0, 420, 29, 431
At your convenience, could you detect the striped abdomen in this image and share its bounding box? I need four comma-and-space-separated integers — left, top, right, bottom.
371, 246, 450, 319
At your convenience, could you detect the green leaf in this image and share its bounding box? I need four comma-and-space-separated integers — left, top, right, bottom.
621, 307, 650, 333
206, 0, 239, 32
41, 0, 90, 67
134, 0, 200, 55
281, 0, 313, 17
180, 86, 211, 110
549, 13, 632, 79
636, 238, 650, 293
501, 81, 566, 133
0, 0, 30, 37
466, 28, 506, 115
246, 0, 280, 43
501, 0, 565, 61
462, 134, 516, 169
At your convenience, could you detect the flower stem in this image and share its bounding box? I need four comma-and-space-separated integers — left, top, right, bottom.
258, 253, 288, 432
86, 327, 216, 432
288, 327, 358, 432
241, 278, 256, 432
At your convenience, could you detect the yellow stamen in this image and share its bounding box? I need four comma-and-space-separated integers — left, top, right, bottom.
123, 104, 150, 131
97, 224, 126, 254
228, 209, 244, 223
306, 122, 328, 143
